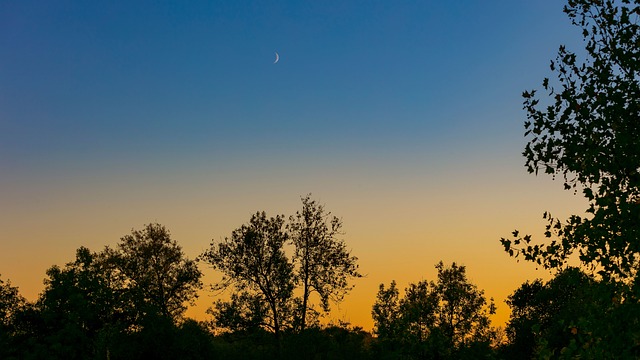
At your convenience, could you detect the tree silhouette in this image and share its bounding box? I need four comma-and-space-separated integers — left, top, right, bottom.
0, 275, 24, 330
433, 262, 495, 348
200, 211, 295, 345
0, 275, 25, 359
17, 247, 125, 359
114, 223, 202, 322
501, 0, 640, 280
371, 280, 401, 342
505, 267, 640, 358
201, 197, 362, 345
289, 195, 362, 331
497, 2, 640, 357
5, 229, 218, 359
399, 280, 438, 354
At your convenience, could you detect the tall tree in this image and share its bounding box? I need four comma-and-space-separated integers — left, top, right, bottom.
501, 0, 640, 280
288, 195, 362, 331
115, 223, 202, 322
200, 212, 294, 343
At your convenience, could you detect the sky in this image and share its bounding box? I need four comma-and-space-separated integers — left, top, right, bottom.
1, 1, 589, 330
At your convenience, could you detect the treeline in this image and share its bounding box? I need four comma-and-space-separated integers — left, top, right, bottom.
1, 222, 637, 359
0, 223, 205, 360
0, 195, 369, 360
2, 197, 638, 359
373, 266, 640, 359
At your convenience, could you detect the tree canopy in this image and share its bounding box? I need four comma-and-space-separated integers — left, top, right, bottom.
200, 196, 362, 343
499, 1, 640, 357
114, 223, 202, 322
200, 211, 294, 342
0, 275, 25, 359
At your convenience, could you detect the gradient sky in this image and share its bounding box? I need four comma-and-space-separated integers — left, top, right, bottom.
1, 1, 589, 330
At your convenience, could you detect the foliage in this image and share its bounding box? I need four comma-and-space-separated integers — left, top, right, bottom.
105, 315, 218, 360
0, 275, 25, 359
433, 261, 496, 347
11, 247, 125, 359
499, 2, 640, 356
372, 262, 496, 359
4, 225, 203, 359
281, 325, 373, 360
501, 0, 640, 280
371, 280, 401, 343
114, 223, 202, 322
208, 291, 269, 334
0, 275, 24, 328
289, 194, 362, 330
400, 280, 437, 344
0, 218, 369, 359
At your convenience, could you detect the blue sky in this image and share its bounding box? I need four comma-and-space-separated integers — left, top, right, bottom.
0, 1, 587, 328
2, 1, 576, 169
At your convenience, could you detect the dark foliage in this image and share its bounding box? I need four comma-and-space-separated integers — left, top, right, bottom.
504, 268, 640, 359
501, 0, 640, 280
200, 195, 362, 348
200, 211, 295, 345
372, 262, 497, 360
113, 223, 203, 322
289, 195, 362, 331
499, 1, 640, 357
0, 275, 25, 360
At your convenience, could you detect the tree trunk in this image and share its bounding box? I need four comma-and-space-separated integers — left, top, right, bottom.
301, 274, 309, 331
271, 301, 282, 355
300, 240, 310, 331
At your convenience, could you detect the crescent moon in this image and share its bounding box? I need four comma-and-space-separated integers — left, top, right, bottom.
274, 52, 279, 64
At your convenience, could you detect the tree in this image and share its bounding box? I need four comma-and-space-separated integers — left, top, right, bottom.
502, 279, 545, 359
500, 0, 640, 280
200, 212, 295, 344
288, 195, 362, 331
371, 280, 401, 341
400, 281, 438, 348
15, 247, 125, 360
4, 241, 212, 359
372, 280, 439, 359
114, 223, 202, 322
201, 198, 363, 342
432, 262, 496, 348
0, 275, 25, 359
0, 275, 24, 330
